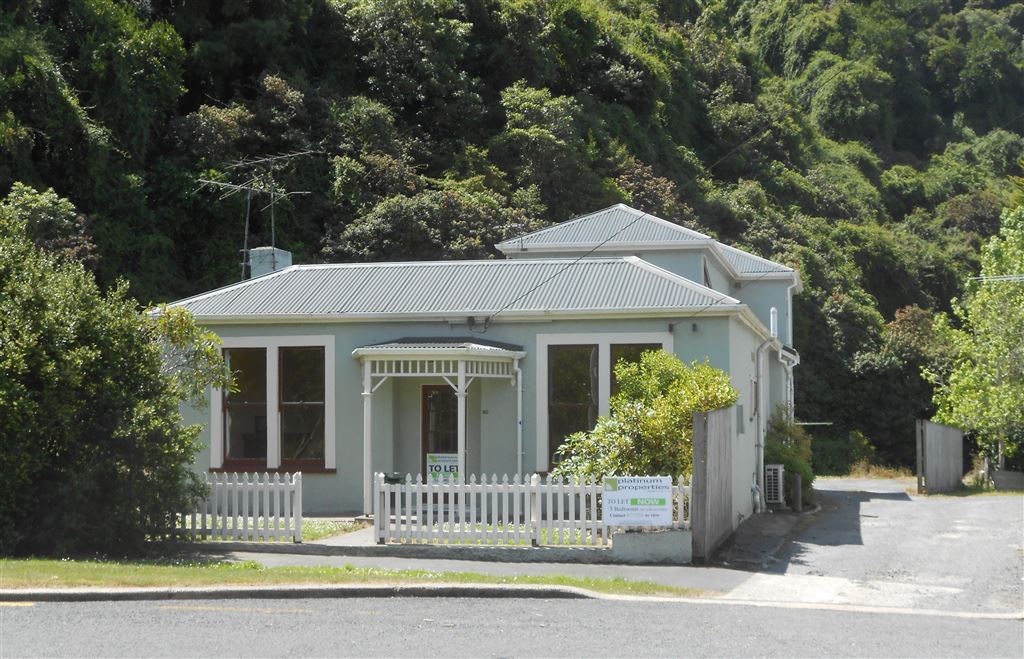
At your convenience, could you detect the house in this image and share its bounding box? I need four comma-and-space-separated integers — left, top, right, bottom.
170, 204, 801, 516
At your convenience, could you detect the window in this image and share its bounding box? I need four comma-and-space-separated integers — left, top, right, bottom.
548, 345, 598, 464
279, 347, 325, 463
610, 343, 661, 396
224, 348, 267, 462
212, 336, 334, 471
537, 333, 672, 471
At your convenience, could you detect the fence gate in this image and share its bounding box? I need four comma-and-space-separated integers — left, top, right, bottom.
916, 420, 964, 494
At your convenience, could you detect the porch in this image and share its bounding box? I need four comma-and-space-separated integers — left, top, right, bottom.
353, 338, 527, 515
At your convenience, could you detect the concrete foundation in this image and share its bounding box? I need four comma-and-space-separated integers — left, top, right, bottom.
991, 470, 1024, 491
610, 529, 693, 565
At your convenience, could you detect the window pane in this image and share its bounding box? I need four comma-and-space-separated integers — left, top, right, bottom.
224, 348, 267, 460
548, 344, 598, 463
280, 347, 325, 461
281, 405, 325, 460
610, 343, 661, 396
280, 347, 325, 403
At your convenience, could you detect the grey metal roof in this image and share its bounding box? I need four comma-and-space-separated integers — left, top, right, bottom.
496, 204, 795, 279
717, 244, 794, 274
495, 204, 709, 250
360, 337, 524, 352
169, 257, 741, 320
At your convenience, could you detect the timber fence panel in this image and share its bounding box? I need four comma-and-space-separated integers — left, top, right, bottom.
691, 407, 735, 561
178, 472, 303, 543
917, 420, 964, 494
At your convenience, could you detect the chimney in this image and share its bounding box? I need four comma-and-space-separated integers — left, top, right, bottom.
248, 246, 292, 278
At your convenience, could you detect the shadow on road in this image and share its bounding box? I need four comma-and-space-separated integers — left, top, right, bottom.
713, 480, 913, 573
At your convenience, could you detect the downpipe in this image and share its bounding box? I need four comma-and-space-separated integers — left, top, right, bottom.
751, 483, 764, 514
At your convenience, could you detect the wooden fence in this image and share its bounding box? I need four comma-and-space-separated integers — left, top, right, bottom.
177, 472, 303, 542
374, 473, 690, 547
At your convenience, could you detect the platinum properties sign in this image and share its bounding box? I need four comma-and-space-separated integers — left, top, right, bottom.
602, 476, 673, 526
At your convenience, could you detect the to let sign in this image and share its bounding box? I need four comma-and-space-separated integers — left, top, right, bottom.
602, 476, 673, 526
426, 453, 459, 483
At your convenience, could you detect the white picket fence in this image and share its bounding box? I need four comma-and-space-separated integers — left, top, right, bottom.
177, 472, 303, 542
374, 473, 690, 547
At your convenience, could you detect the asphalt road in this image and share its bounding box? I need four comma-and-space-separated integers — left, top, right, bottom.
2, 597, 1021, 658
739, 478, 1024, 613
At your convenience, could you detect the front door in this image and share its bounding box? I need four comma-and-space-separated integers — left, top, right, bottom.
421, 385, 458, 478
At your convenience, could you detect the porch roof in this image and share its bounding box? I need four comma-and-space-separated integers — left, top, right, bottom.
352, 337, 526, 360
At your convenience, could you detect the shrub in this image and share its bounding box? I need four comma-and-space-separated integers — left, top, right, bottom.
812, 429, 876, 475
0, 191, 230, 555
764, 407, 815, 503
553, 351, 738, 480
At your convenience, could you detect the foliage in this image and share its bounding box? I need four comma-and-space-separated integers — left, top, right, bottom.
927, 206, 1024, 462
554, 351, 738, 479
0, 189, 230, 556
811, 430, 877, 477
763, 406, 814, 503
2, 0, 1022, 468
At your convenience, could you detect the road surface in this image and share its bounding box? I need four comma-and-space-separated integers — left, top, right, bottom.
1, 596, 1020, 658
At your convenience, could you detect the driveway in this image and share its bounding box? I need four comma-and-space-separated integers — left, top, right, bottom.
722, 478, 1024, 614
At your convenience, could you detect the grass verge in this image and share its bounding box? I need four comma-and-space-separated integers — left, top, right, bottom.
0, 558, 700, 598
910, 484, 1024, 498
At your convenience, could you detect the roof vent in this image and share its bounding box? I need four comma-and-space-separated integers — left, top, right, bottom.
248, 247, 291, 279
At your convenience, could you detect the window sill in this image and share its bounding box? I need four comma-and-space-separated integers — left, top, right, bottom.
211, 465, 336, 475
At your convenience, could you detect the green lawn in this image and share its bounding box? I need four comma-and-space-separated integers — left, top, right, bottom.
175, 517, 367, 543
0, 558, 701, 598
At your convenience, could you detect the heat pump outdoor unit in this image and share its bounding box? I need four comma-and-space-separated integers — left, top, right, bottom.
764, 464, 785, 505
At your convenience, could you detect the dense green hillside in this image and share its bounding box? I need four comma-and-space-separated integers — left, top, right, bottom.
3, 0, 1022, 467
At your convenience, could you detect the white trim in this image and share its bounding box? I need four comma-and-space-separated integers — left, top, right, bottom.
185, 305, 751, 325
211, 335, 336, 470
535, 331, 673, 472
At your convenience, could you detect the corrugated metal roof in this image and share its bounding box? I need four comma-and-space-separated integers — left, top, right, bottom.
360, 337, 524, 352
496, 204, 795, 279
717, 244, 794, 274
495, 204, 709, 250
169, 257, 740, 319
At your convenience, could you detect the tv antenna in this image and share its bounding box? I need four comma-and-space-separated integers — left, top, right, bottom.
195, 150, 317, 280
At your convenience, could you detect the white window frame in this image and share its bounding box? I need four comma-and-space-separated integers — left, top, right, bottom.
211, 335, 336, 470
535, 332, 672, 472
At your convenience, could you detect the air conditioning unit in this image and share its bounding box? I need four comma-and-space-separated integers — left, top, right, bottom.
764, 464, 785, 505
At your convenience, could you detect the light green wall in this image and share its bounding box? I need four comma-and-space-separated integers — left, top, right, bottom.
729, 316, 760, 522
191, 316, 737, 513
734, 280, 793, 346
185, 312, 792, 515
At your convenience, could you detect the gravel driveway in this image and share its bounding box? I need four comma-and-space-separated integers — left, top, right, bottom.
724, 478, 1023, 614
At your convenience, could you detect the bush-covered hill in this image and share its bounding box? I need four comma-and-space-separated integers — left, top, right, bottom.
3, 0, 1022, 467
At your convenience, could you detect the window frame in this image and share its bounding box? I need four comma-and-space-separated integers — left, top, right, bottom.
535, 332, 672, 472
211, 335, 335, 471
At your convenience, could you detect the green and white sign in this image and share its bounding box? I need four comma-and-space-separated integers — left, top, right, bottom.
602, 476, 673, 526
426, 453, 459, 483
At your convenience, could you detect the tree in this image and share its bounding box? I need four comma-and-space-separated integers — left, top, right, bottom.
553, 351, 738, 480
927, 206, 1024, 465
0, 189, 230, 555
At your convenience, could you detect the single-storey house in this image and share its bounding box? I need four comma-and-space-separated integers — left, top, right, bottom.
170, 204, 801, 516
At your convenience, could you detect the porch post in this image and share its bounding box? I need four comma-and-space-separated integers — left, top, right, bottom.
457, 360, 467, 483
362, 359, 373, 515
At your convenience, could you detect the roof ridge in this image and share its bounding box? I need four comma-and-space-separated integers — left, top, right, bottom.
716, 242, 794, 272
626, 257, 741, 305
496, 204, 711, 249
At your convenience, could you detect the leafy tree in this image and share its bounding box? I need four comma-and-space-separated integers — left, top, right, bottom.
0, 189, 230, 555
927, 206, 1024, 465
553, 351, 738, 480
764, 407, 815, 503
